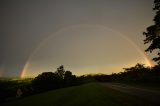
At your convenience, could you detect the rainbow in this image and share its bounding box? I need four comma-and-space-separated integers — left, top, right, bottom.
20, 24, 154, 78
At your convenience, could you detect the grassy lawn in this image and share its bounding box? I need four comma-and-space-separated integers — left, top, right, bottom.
1, 83, 154, 106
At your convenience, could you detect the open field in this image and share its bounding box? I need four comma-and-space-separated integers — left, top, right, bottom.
1, 83, 160, 106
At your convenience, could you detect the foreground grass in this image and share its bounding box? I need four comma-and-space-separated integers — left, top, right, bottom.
1, 83, 154, 106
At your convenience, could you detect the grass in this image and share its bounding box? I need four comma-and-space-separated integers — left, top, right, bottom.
1, 83, 155, 106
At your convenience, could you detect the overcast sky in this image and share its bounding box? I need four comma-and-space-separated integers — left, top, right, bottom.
1, 0, 155, 77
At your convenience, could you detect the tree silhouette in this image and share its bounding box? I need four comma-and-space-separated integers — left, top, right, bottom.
32, 72, 61, 92
123, 63, 146, 72
143, 0, 160, 64
55, 65, 65, 79
31, 65, 77, 92
64, 71, 77, 86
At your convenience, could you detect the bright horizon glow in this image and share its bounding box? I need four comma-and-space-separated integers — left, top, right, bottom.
21, 24, 153, 78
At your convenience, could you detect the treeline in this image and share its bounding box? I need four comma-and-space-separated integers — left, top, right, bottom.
76, 63, 160, 83
0, 64, 160, 103
109, 63, 160, 83
32, 65, 77, 93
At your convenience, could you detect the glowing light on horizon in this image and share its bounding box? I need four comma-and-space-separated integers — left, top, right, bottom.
20, 24, 154, 78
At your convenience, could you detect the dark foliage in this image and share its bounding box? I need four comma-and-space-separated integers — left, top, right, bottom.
64, 71, 77, 86
109, 63, 160, 83
55, 65, 65, 79
143, 0, 160, 64
31, 66, 77, 92
32, 72, 61, 92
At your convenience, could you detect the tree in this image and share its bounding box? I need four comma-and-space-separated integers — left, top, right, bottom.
32, 72, 61, 92
55, 65, 65, 79
64, 71, 72, 79
31, 65, 78, 92
64, 71, 77, 86
123, 63, 146, 72
143, 0, 160, 64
